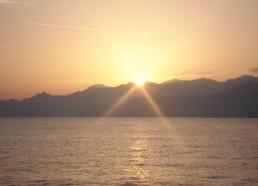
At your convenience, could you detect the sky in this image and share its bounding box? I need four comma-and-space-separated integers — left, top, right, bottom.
0, 0, 258, 99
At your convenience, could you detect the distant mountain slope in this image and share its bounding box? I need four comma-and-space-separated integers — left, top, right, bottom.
0, 75, 258, 117
156, 81, 258, 117
148, 75, 258, 97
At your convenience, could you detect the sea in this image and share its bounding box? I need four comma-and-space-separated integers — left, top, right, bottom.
0, 118, 257, 186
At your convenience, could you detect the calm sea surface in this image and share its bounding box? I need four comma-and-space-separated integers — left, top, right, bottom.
0, 118, 257, 186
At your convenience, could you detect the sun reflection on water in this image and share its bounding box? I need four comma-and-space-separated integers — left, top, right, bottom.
124, 123, 151, 184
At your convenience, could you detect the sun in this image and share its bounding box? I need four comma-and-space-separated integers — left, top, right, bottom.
116, 46, 164, 87
134, 79, 145, 87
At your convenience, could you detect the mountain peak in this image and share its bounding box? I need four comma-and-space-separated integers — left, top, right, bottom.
238, 75, 255, 79
225, 75, 258, 84
34, 92, 50, 97
1, 75, 258, 117
195, 77, 210, 81
117, 82, 135, 88
162, 79, 182, 84
88, 84, 108, 90
23, 92, 51, 101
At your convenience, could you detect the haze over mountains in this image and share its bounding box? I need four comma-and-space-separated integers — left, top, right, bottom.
0, 75, 258, 117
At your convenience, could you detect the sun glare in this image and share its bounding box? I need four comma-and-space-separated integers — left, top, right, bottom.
115, 46, 165, 86
134, 79, 145, 87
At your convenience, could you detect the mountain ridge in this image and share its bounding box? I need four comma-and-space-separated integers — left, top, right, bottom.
0, 75, 258, 117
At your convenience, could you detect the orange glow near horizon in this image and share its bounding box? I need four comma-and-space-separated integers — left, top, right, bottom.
1, 1, 258, 99
115, 46, 166, 86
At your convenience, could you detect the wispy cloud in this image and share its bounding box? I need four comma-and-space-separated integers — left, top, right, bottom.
0, 45, 9, 49
172, 70, 196, 77
195, 71, 213, 75
171, 70, 213, 78
21, 22, 150, 36
249, 67, 258, 74
0, 0, 16, 3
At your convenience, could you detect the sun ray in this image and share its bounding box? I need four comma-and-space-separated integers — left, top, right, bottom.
139, 87, 173, 129
140, 87, 165, 117
102, 86, 136, 117
102, 82, 169, 124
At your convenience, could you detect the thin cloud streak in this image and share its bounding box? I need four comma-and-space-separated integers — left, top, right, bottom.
0, 0, 16, 3
195, 71, 213, 75
0, 45, 9, 49
249, 67, 258, 74
21, 22, 150, 36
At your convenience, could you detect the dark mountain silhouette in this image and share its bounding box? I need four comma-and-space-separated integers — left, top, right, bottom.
0, 75, 258, 117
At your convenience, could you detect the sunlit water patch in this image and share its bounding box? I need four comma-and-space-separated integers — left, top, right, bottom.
0, 118, 258, 185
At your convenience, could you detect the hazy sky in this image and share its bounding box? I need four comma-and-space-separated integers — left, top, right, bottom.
1, 0, 258, 99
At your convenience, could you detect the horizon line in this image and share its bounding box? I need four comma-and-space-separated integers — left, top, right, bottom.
1, 74, 257, 101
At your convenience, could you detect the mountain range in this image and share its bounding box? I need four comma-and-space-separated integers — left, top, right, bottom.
1, 75, 258, 117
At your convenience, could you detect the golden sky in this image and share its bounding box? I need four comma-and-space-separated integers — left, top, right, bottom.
0, 0, 258, 99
